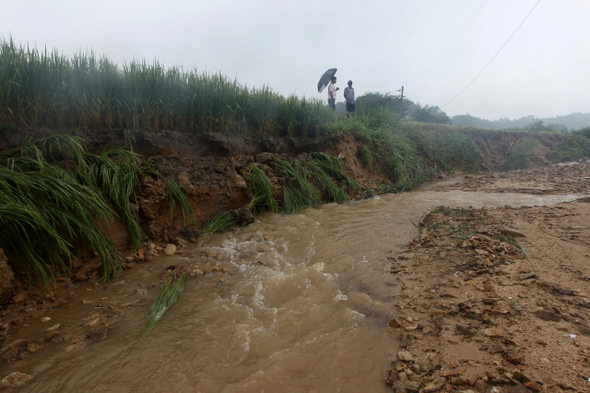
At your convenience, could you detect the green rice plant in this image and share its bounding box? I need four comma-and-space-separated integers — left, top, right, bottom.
245, 164, 279, 213
145, 272, 186, 335
0, 134, 194, 285
308, 152, 359, 191
163, 179, 196, 225
281, 187, 316, 214
74, 148, 144, 251
304, 160, 349, 203
0, 155, 120, 284
201, 212, 236, 234
273, 160, 322, 213
0, 37, 333, 136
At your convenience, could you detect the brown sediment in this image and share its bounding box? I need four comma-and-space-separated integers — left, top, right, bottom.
387, 163, 590, 392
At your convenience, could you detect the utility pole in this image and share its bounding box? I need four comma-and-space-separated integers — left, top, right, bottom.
398, 86, 405, 118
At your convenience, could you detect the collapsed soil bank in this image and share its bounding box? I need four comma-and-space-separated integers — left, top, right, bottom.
0, 127, 394, 360
0, 125, 587, 389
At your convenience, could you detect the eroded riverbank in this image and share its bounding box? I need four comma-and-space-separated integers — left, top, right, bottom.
1, 162, 587, 391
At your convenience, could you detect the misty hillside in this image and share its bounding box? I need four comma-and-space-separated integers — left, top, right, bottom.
451, 112, 590, 131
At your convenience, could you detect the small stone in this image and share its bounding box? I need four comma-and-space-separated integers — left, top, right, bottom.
423, 377, 447, 392
500, 226, 526, 238
65, 341, 86, 352
534, 310, 561, 322
40, 317, 51, 322
397, 350, 414, 362
489, 344, 505, 354
27, 343, 41, 353
523, 381, 541, 392
87, 325, 110, 342
0, 372, 32, 388
44, 323, 60, 332
449, 359, 460, 368
398, 371, 408, 382
406, 381, 421, 393
473, 380, 487, 393
503, 350, 525, 365
164, 244, 177, 255
456, 323, 477, 336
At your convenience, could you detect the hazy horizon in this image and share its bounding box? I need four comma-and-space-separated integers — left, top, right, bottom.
2, 0, 588, 121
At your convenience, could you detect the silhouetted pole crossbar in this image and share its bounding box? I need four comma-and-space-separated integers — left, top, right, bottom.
398, 86, 405, 118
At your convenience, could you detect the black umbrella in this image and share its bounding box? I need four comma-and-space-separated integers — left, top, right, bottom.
317, 68, 337, 93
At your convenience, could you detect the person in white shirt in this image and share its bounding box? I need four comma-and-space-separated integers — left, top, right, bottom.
327, 76, 339, 111
343, 80, 355, 117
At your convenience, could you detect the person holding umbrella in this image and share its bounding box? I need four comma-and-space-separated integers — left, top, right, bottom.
327, 76, 339, 112
343, 80, 355, 117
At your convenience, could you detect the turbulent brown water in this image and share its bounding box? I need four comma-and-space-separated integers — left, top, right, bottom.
6, 180, 578, 392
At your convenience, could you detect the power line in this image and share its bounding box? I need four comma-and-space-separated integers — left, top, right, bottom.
408, 0, 489, 87
442, 0, 542, 108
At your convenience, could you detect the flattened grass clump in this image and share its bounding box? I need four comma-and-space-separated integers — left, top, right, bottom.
273, 160, 322, 214
201, 212, 236, 234
267, 154, 358, 214
145, 272, 186, 335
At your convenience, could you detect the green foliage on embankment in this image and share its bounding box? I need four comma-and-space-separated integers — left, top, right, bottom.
245, 153, 358, 215
0, 135, 193, 285
328, 108, 483, 192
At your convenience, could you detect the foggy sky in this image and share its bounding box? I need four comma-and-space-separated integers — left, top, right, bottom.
2, 0, 588, 120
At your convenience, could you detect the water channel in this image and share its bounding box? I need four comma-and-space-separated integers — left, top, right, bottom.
6, 179, 578, 392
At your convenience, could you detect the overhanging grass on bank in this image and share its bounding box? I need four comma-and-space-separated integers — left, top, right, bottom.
0, 38, 333, 136
0, 135, 193, 285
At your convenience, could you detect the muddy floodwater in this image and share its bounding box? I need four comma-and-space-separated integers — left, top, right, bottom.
7, 180, 579, 392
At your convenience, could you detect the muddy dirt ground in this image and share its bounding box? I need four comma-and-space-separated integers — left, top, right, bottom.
2, 161, 590, 391
387, 162, 590, 393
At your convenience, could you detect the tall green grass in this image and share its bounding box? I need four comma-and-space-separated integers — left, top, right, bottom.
0, 37, 334, 136
0, 134, 194, 284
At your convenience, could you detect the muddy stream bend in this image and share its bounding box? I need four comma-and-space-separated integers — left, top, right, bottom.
6, 180, 578, 392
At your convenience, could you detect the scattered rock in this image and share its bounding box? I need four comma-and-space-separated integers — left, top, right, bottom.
65, 341, 86, 352
164, 244, 177, 255
396, 350, 414, 362
523, 381, 542, 392
87, 324, 110, 342
423, 377, 446, 392
388, 317, 402, 328
0, 371, 32, 388
503, 350, 526, 365
500, 226, 526, 238
231, 208, 255, 226
534, 310, 561, 322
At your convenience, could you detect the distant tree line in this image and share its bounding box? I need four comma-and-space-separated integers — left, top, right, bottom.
349, 93, 451, 124
450, 113, 590, 131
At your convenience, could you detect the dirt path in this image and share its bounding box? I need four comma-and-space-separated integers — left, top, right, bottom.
387, 162, 590, 392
